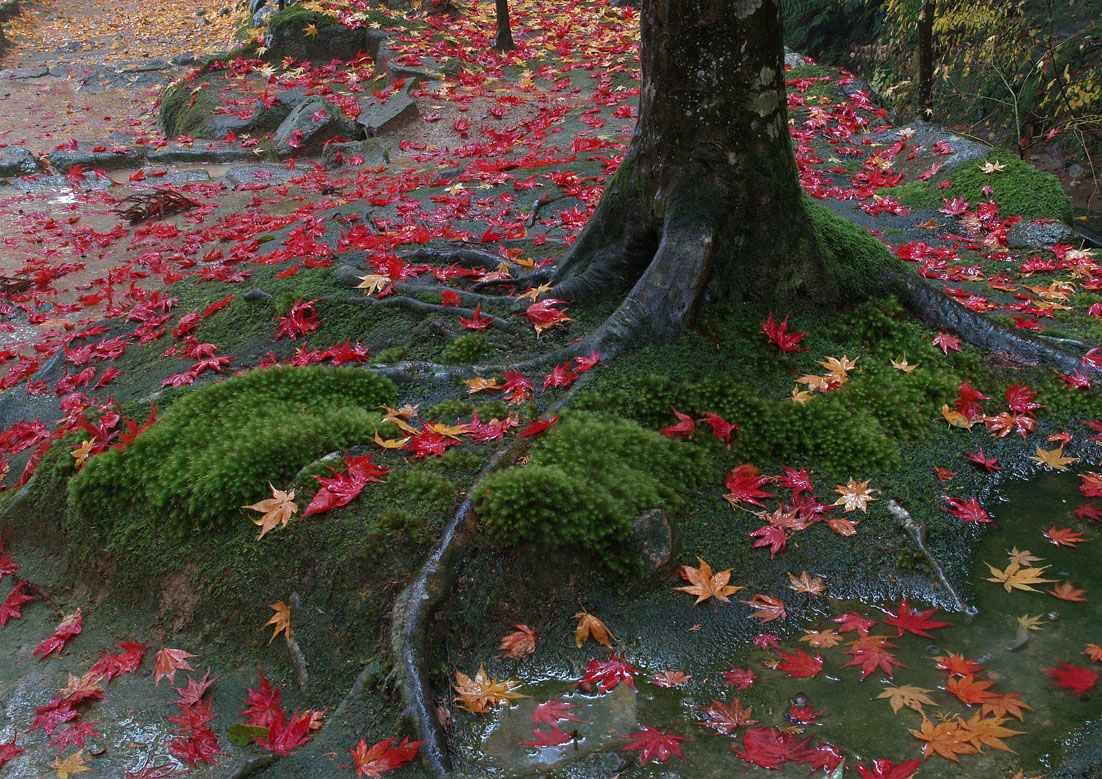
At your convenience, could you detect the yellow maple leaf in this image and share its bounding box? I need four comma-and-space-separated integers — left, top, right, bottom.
1007, 547, 1043, 567
518, 282, 552, 302
573, 611, 614, 647
453, 665, 526, 713
799, 629, 843, 649
959, 711, 1025, 753
266, 601, 291, 645
675, 557, 743, 605
891, 354, 917, 373
243, 485, 298, 539
939, 403, 973, 429
787, 571, 825, 596
877, 683, 937, 714
984, 561, 1055, 593
464, 376, 500, 393
978, 159, 1006, 174
356, 274, 391, 296
71, 439, 95, 469
1017, 613, 1046, 631
818, 355, 857, 380
834, 479, 877, 513
303, 23, 319, 38
427, 422, 468, 439
1029, 446, 1078, 471
50, 750, 91, 779
791, 387, 814, 404
909, 716, 979, 762
373, 430, 410, 449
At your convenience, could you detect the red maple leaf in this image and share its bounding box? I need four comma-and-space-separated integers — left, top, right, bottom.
855, 757, 923, 779
0, 581, 36, 626
271, 298, 321, 341
699, 411, 739, 447
841, 634, 905, 679
173, 668, 219, 709
721, 666, 756, 689
616, 725, 686, 765
576, 652, 638, 693
883, 599, 951, 638
773, 649, 823, 678
964, 447, 1001, 472
733, 726, 817, 769
1073, 503, 1102, 523
48, 720, 102, 752
787, 702, 826, 723
241, 671, 283, 729
458, 304, 492, 330
1006, 382, 1044, 413
532, 699, 584, 728
932, 332, 962, 354
0, 735, 23, 771
760, 312, 809, 353
519, 416, 560, 437
257, 710, 316, 754
748, 524, 787, 558
302, 454, 388, 518
942, 495, 991, 524
522, 724, 572, 747
90, 639, 147, 680
346, 736, 423, 777
33, 609, 82, 659
724, 464, 776, 507
954, 381, 988, 418
1043, 662, 1099, 696
27, 699, 78, 735
777, 465, 814, 496
658, 405, 694, 438
833, 612, 875, 636
153, 646, 196, 686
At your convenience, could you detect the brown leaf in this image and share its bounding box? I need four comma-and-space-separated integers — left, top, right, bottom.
266, 601, 291, 645
243, 485, 298, 539
573, 611, 613, 647
675, 557, 743, 604
499, 625, 536, 659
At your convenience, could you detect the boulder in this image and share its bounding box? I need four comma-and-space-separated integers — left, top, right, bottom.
355, 83, 418, 137
145, 143, 256, 165
273, 95, 359, 157
48, 143, 141, 172
222, 165, 299, 188
322, 139, 390, 169
264, 8, 367, 62
0, 146, 37, 177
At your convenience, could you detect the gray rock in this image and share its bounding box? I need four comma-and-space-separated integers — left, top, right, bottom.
1007, 219, 1076, 250
1067, 163, 1088, 182
0, 146, 37, 177
265, 15, 368, 62
889, 121, 990, 168
253, 5, 276, 28
628, 509, 672, 575
14, 172, 114, 191
0, 65, 48, 79
244, 287, 273, 302
134, 168, 211, 186
334, 264, 366, 288
355, 84, 418, 137
322, 139, 390, 169
120, 59, 170, 73
145, 143, 255, 164
48, 143, 142, 172
249, 87, 308, 133
784, 49, 813, 68
273, 95, 359, 157
222, 164, 299, 188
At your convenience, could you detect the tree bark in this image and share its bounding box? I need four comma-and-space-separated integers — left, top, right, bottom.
548, 0, 832, 346
493, 0, 515, 52
917, 0, 935, 119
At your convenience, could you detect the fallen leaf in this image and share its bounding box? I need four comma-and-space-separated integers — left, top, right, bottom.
266, 602, 291, 645
573, 611, 613, 647
243, 485, 298, 539
675, 557, 743, 604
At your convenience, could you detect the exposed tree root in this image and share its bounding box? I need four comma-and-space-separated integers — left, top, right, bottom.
471, 267, 554, 292
398, 246, 517, 271
388, 382, 587, 776
225, 754, 279, 778
885, 271, 1094, 376
392, 281, 513, 307
524, 192, 568, 227
331, 295, 519, 332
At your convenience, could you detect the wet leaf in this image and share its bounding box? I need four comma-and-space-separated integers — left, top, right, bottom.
696, 698, 758, 733
877, 684, 937, 714
499, 625, 536, 659
616, 726, 686, 765
573, 611, 613, 647
675, 557, 743, 604
243, 485, 298, 539
453, 665, 526, 713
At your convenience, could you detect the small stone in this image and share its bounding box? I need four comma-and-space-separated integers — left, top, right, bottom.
1007, 219, 1076, 250
244, 287, 272, 302
628, 509, 673, 575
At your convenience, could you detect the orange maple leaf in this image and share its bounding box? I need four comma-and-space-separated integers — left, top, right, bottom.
742, 593, 787, 622
499, 625, 536, 659
243, 484, 298, 539
153, 646, 196, 686
675, 557, 743, 605
266, 601, 291, 645
573, 611, 614, 647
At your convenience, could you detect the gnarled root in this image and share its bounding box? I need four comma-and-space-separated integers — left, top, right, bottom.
330, 294, 519, 332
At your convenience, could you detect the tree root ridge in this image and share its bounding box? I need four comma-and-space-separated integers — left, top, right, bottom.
331, 295, 519, 332
887, 271, 1089, 375
388, 382, 587, 776
398, 246, 516, 271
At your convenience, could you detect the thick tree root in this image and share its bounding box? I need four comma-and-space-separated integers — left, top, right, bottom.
471, 267, 554, 292
393, 281, 513, 307
524, 192, 568, 227
387, 383, 587, 776
331, 295, 519, 332
225, 754, 280, 778
886, 271, 1094, 376
398, 246, 517, 271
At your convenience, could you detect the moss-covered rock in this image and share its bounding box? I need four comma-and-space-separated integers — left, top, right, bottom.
892, 153, 1074, 224
472, 412, 711, 569
806, 199, 901, 299
264, 6, 367, 62
69, 366, 396, 535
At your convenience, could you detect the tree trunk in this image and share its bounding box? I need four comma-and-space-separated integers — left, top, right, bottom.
493, 0, 515, 52
917, 0, 935, 119
548, 0, 831, 346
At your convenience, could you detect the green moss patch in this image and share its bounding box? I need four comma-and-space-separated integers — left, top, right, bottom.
893, 153, 1074, 224
807, 199, 901, 299
69, 366, 396, 535
472, 412, 710, 569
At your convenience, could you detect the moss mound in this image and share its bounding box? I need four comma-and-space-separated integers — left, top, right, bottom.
894, 153, 1074, 224
69, 366, 396, 535
806, 199, 901, 299
160, 82, 217, 140
472, 412, 710, 568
